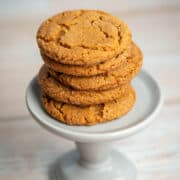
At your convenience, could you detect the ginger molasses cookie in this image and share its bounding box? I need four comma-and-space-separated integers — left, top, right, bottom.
38, 66, 130, 106
41, 44, 131, 76
41, 87, 135, 125
37, 9, 131, 65
48, 42, 143, 90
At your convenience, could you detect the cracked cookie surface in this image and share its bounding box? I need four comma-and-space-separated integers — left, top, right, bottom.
37, 9, 131, 65
48, 42, 142, 90
41, 43, 131, 76
41, 87, 135, 125
38, 66, 130, 106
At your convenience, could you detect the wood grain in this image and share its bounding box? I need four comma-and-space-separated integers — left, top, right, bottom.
0, 1, 180, 179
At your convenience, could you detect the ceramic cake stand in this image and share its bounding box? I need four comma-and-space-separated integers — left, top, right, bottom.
26, 70, 163, 180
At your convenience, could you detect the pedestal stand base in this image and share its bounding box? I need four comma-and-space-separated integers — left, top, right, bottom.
49, 150, 137, 180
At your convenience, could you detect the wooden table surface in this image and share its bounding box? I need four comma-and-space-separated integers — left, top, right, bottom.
0, 1, 180, 179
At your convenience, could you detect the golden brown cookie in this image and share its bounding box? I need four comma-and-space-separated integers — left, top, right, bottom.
37, 10, 131, 65
41, 43, 131, 76
41, 87, 136, 125
38, 66, 130, 106
48, 42, 143, 90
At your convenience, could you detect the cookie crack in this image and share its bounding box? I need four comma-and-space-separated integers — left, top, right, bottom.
58, 23, 70, 31
57, 40, 110, 51
98, 103, 105, 118
98, 16, 122, 46
62, 10, 85, 22
97, 24, 111, 38
54, 102, 67, 119
117, 26, 122, 46
96, 17, 114, 39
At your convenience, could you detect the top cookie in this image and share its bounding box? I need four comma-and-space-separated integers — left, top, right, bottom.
37, 9, 131, 65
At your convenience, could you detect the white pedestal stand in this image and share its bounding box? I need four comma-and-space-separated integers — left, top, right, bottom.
26, 70, 163, 180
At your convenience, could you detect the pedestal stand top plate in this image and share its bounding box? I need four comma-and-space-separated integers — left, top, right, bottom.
26, 70, 163, 142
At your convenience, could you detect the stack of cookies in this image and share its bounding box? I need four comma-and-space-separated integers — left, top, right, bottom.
37, 10, 143, 126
